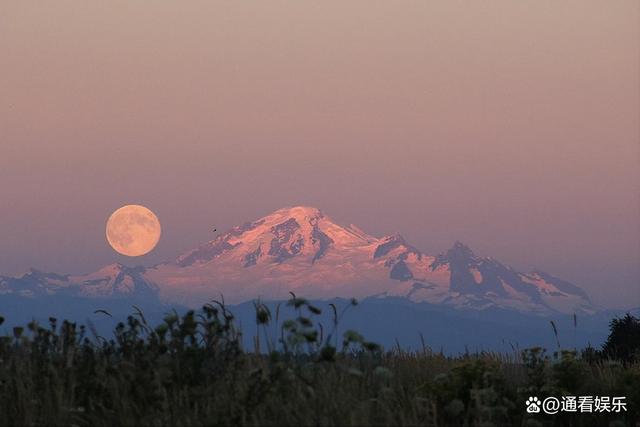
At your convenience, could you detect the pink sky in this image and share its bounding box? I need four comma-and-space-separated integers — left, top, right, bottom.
0, 1, 638, 307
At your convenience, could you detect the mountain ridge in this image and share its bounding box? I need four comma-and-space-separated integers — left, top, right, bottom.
0, 206, 595, 315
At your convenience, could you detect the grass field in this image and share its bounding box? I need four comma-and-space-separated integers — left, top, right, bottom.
0, 298, 637, 426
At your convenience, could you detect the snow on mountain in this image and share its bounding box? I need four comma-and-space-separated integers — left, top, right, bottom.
143, 206, 594, 314
0, 264, 157, 299
69, 264, 158, 298
0, 269, 71, 297
146, 206, 425, 305
407, 241, 595, 314
0, 206, 595, 314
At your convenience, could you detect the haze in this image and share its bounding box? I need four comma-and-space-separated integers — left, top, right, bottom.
0, 1, 638, 307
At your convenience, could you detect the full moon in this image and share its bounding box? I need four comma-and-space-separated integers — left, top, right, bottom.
106, 205, 161, 257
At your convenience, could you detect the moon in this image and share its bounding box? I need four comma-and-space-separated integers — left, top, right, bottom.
106, 205, 161, 257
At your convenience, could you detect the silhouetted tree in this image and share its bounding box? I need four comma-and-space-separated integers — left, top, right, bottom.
601, 313, 640, 363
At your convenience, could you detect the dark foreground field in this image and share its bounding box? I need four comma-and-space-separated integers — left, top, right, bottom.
0, 298, 638, 427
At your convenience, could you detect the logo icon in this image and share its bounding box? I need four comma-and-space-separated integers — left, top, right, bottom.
526, 397, 541, 413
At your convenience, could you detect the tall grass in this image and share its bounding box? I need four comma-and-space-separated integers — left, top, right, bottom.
0, 298, 637, 426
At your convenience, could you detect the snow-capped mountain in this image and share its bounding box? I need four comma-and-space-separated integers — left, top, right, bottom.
1, 206, 595, 314
404, 241, 594, 314
145, 206, 593, 314
0, 264, 157, 299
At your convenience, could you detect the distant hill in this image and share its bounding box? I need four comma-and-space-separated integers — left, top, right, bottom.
0, 294, 615, 354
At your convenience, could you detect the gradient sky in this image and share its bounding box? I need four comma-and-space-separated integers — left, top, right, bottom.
1, 1, 638, 307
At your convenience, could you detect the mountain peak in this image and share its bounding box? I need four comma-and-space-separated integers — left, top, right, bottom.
269, 206, 324, 220
451, 240, 473, 251
446, 241, 477, 262
70, 263, 156, 298
94, 263, 145, 275
430, 242, 478, 270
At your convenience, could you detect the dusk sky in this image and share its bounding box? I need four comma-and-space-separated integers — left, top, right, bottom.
1, 2, 638, 307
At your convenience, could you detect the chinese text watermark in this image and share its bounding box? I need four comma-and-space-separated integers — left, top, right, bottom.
526, 396, 627, 414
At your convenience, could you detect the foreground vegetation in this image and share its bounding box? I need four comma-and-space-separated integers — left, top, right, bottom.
0, 297, 638, 426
